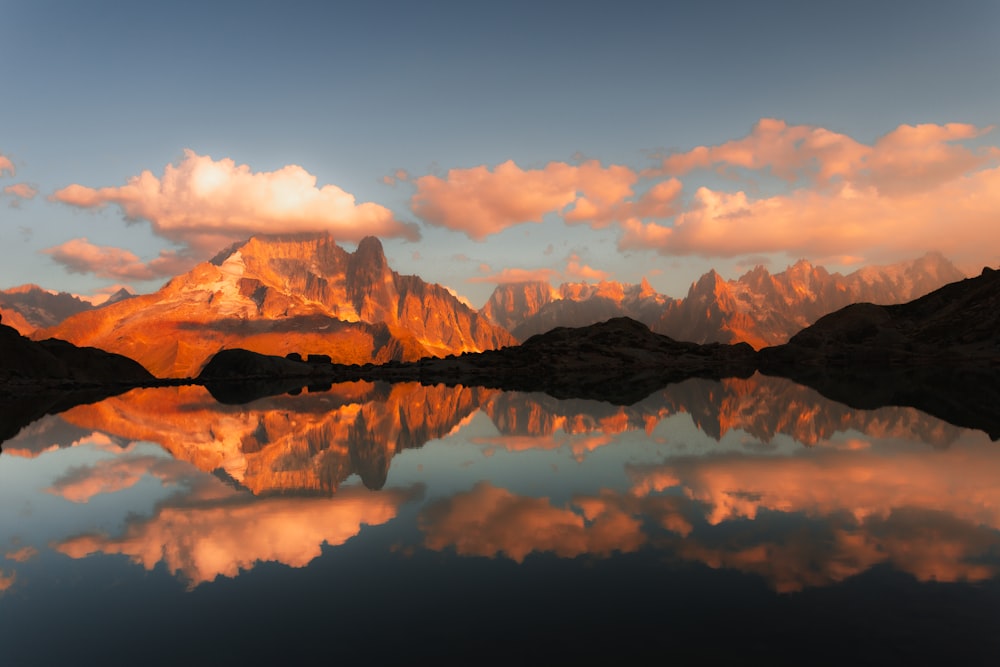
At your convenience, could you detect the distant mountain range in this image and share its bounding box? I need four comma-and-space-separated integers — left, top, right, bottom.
482, 252, 966, 348
2, 233, 968, 378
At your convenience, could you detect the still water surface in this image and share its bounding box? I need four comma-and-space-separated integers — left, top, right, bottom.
1, 374, 998, 664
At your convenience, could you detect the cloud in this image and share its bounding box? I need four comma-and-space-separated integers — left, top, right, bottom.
565, 253, 609, 281
466, 253, 611, 286
47, 455, 193, 503
5, 546, 37, 563
629, 120, 1000, 266
381, 168, 410, 187
651, 117, 870, 184
57, 482, 420, 586
0, 153, 13, 177
410, 159, 647, 239
43, 237, 195, 281
419, 481, 645, 563
442, 285, 474, 309
466, 266, 560, 285
50, 149, 420, 261
627, 436, 1000, 531
619, 166, 1000, 264
4, 183, 37, 201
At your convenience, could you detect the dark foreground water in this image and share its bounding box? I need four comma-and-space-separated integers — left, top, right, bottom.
1, 374, 998, 665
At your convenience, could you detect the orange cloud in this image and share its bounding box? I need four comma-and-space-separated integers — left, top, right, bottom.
5, 546, 38, 563
619, 166, 1000, 265
47, 455, 194, 503
467, 267, 560, 284
652, 118, 870, 184
4, 183, 37, 200
57, 482, 421, 586
419, 481, 645, 562
675, 511, 1000, 592
630, 120, 1000, 266
43, 237, 195, 280
0, 153, 13, 177
411, 159, 645, 239
50, 149, 420, 258
565, 253, 609, 281
628, 434, 1000, 530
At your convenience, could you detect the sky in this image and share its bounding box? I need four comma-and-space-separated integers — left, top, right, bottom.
1, 0, 999, 307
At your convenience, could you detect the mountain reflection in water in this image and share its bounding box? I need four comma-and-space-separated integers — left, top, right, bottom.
1, 373, 998, 663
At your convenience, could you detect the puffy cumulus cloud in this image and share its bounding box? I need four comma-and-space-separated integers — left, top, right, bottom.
565, 253, 609, 281
411, 159, 654, 239
4, 183, 37, 201
467, 266, 560, 284
0, 153, 13, 177
50, 149, 420, 261
43, 237, 195, 281
632, 120, 1000, 266
0, 570, 14, 593
619, 166, 1000, 265
57, 482, 421, 587
419, 481, 645, 562
866, 122, 998, 195
652, 117, 870, 184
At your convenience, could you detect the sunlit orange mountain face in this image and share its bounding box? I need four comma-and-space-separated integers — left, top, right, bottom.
24, 244, 963, 380
36, 234, 515, 377
483, 252, 965, 347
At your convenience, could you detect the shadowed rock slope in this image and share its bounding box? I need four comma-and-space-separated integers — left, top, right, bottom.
0, 318, 155, 443
759, 266, 1000, 439
200, 317, 758, 405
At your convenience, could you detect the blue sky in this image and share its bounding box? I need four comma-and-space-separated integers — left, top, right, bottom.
2, 0, 999, 306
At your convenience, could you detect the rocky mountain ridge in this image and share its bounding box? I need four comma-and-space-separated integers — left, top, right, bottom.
37, 234, 514, 378
0, 284, 96, 335
483, 252, 966, 348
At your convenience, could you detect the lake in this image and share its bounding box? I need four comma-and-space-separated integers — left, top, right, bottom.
1, 373, 998, 665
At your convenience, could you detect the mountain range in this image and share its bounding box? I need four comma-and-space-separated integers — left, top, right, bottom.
4, 233, 968, 378
483, 252, 965, 348
35, 234, 514, 377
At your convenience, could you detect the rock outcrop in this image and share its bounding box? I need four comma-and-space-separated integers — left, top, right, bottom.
200, 317, 758, 405
0, 318, 156, 443
759, 267, 1000, 439
0, 319, 152, 387
761, 266, 1000, 365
